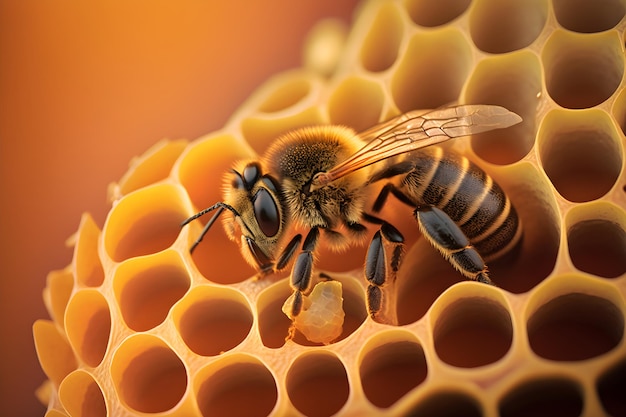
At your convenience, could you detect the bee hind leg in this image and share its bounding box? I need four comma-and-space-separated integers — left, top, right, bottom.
363, 214, 404, 325
415, 205, 493, 285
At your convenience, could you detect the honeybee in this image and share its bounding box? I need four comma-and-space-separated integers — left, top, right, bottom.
182, 105, 522, 324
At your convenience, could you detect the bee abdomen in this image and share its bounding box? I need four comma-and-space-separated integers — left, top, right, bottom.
400, 148, 521, 261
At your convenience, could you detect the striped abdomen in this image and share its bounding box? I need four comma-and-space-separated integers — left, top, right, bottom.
394, 147, 522, 261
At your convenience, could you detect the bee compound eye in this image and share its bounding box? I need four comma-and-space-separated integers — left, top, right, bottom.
253, 188, 280, 237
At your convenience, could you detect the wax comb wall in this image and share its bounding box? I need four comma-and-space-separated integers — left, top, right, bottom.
34, 0, 626, 416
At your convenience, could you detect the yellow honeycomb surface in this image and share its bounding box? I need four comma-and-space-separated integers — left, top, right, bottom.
34, 0, 626, 416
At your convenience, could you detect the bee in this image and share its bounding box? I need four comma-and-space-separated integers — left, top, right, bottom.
181, 105, 522, 324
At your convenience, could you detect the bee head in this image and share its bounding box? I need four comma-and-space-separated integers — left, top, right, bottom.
221, 162, 286, 273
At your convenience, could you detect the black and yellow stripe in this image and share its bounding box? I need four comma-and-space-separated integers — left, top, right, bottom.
395, 147, 522, 261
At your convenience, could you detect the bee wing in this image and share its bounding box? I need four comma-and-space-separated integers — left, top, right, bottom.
312, 105, 521, 187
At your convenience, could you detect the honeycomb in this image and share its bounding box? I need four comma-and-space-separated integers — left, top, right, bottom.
34, 0, 626, 416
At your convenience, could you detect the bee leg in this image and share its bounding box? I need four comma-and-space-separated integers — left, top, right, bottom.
363, 215, 404, 325
288, 227, 320, 317
415, 205, 493, 284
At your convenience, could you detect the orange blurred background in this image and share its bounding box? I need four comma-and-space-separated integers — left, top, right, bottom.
0, 1, 358, 415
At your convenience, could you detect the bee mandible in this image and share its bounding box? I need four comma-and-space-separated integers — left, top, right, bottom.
181, 105, 522, 324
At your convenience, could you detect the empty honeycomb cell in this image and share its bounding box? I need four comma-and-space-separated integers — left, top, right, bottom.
258, 275, 367, 348
256, 75, 312, 114
58, 370, 106, 417
404, 0, 470, 27
115, 139, 188, 197
286, 351, 350, 417
176, 133, 257, 284
597, 357, 626, 417
328, 76, 384, 132
498, 376, 584, 417
172, 285, 253, 356
542, 29, 624, 109
43, 269, 73, 330
359, 330, 427, 408
241, 107, 326, 155
538, 109, 623, 202
194, 354, 278, 417
395, 237, 469, 325
73, 213, 104, 287
303, 19, 348, 77
553, 0, 625, 33
391, 28, 472, 111
463, 51, 541, 165
430, 285, 513, 368
103, 183, 188, 262
33, 320, 77, 387
399, 389, 483, 417
527, 276, 625, 361
64, 290, 111, 367
110, 334, 187, 413
566, 202, 626, 278
358, 1, 403, 72
469, 0, 548, 54
113, 249, 190, 332
239, 72, 325, 153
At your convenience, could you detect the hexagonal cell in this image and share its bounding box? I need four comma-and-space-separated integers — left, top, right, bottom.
553, 0, 625, 33
33, 320, 77, 387
239, 72, 325, 153
404, 0, 470, 27
257, 274, 367, 348
527, 275, 624, 361
103, 183, 188, 262
113, 249, 190, 332
172, 285, 253, 356
566, 202, 626, 278
597, 357, 626, 417
538, 109, 622, 203
391, 28, 472, 112
469, 0, 548, 53
328, 76, 384, 132
64, 290, 111, 368
359, 330, 427, 408
58, 370, 106, 417
359, 2, 404, 72
256, 74, 312, 114
110, 334, 187, 414
464, 51, 541, 165
430, 285, 513, 368
498, 376, 584, 417
72, 213, 104, 287
286, 351, 350, 417
194, 354, 277, 417
542, 30, 623, 109
399, 389, 483, 417
176, 132, 257, 284
115, 138, 188, 197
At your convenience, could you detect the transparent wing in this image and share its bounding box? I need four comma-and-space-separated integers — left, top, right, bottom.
312, 104, 521, 187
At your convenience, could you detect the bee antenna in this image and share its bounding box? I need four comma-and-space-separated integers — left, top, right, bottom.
182, 203, 240, 254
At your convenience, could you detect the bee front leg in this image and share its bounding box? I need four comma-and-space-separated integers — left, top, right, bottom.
288, 227, 320, 317
363, 216, 404, 325
415, 205, 493, 284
